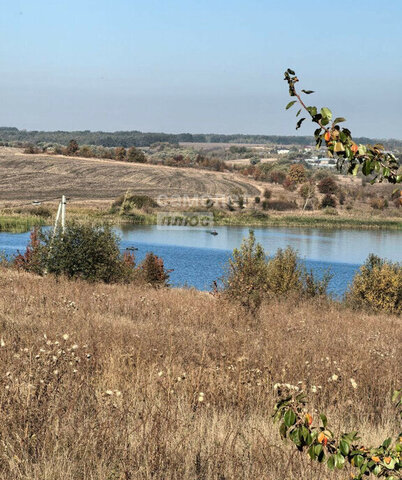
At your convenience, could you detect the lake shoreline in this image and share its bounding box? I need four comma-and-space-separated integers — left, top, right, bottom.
1, 208, 401, 233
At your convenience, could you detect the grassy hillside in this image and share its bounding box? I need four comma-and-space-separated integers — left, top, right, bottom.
0, 268, 400, 479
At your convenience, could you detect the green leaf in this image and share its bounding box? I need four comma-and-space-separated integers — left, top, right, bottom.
372, 465, 381, 475
296, 109, 301, 117
306, 106, 317, 117
289, 427, 302, 446
296, 118, 306, 130
352, 164, 359, 176
354, 455, 364, 468
308, 445, 316, 460
320, 414, 327, 428
382, 437, 392, 449
301, 89, 314, 94
286, 101, 297, 110
334, 453, 345, 469
333, 117, 346, 125
284, 409, 296, 427
321, 107, 332, 121
314, 444, 323, 456
327, 455, 335, 470
362, 160, 372, 176
287, 68, 295, 75
339, 440, 350, 456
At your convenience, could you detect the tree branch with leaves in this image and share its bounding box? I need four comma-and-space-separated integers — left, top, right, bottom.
284, 68, 401, 184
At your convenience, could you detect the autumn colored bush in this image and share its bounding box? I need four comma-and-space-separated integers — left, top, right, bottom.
346, 254, 401, 314
287, 164, 307, 184
282, 176, 297, 191
14, 227, 42, 275
139, 252, 171, 287
318, 176, 338, 194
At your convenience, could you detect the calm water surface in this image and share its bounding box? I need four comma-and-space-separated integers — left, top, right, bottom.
1, 225, 401, 297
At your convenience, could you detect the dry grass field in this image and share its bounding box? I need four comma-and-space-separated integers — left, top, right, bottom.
0, 148, 259, 202
0, 268, 400, 479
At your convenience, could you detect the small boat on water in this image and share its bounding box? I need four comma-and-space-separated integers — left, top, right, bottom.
125, 246, 139, 251
208, 230, 218, 236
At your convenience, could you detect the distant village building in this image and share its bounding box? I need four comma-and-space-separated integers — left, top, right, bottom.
305, 157, 336, 168
277, 149, 290, 155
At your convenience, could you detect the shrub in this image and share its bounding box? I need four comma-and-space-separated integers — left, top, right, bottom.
46, 223, 136, 283
23, 144, 40, 154
346, 254, 401, 314
15, 223, 135, 283
14, 228, 43, 275
222, 231, 269, 312
318, 176, 338, 194
111, 193, 158, 213
254, 196, 260, 204
78, 145, 94, 158
287, 164, 306, 184
263, 188, 272, 199
269, 169, 286, 184
370, 197, 388, 210
205, 198, 215, 208
222, 234, 330, 311
139, 253, 170, 287
320, 194, 337, 208
114, 147, 127, 161
283, 176, 297, 191
127, 147, 147, 163
266, 247, 302, 295
302, 269, 332, 298
338, 188, 346, 205
65, 139, 79, 156
262, 200, 297, 211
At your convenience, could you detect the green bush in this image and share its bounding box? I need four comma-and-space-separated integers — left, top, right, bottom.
222, 231, 269, 312
14, 223, 172, 288
111, 193, 158, 213
346, 254, 401, 314
222, 232, 330, 311
43, 223, 134, 283
266, 247, 302, 295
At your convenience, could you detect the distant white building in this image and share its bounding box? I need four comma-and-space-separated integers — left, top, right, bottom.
277, 149, 290, 155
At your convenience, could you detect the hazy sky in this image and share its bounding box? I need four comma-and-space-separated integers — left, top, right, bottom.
1, 0, 401, 138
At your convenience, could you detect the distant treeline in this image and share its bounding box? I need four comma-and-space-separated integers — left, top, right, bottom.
0, 127, 401, 148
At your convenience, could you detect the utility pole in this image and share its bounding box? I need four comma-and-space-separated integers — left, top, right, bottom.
61, 195, 66, 233
52, 195, 67, 239
47, 195, 67, 273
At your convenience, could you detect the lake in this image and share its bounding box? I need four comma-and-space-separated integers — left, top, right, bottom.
1, 225, 401, 297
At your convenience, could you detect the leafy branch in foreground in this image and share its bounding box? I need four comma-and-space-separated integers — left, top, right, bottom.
284, 68, 401, 184
273, 389, 401, 479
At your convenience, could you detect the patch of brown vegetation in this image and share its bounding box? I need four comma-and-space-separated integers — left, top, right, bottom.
0, 268, 400, 479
